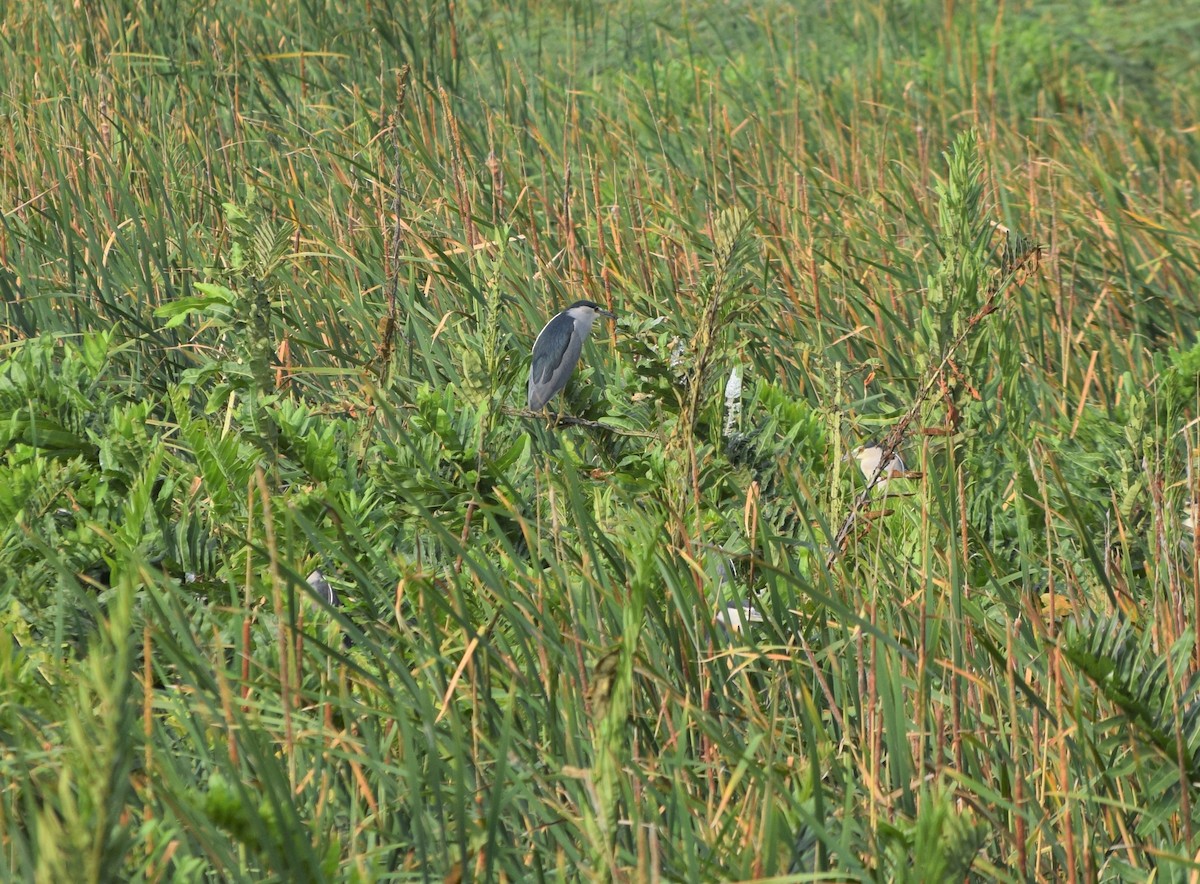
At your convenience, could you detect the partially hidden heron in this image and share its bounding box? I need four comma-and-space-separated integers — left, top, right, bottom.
851, 442, 906, 490
716, 602, 765, 635
306, 569, 339, 607
528, 300, 615, 412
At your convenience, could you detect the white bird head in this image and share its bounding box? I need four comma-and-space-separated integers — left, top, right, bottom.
851, 442, 905, 489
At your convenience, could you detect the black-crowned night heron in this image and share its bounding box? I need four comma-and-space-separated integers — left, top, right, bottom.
308, 569, 354, 649
716, 602, 764, 634
528, 300, 615, 412
307, 569, 340, 607
851, 442, 906, 490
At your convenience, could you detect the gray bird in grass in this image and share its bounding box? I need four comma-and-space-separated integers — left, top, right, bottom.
528, 300, 615, 412
307, 569, 339, 607
851, 442, 906, 490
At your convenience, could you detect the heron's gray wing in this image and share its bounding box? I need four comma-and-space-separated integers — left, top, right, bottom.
306, 569, 339, 606
530, 312, 574, 384
529, 312, 584, 408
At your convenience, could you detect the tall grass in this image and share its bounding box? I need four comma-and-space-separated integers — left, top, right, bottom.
3, 0, 1200, 880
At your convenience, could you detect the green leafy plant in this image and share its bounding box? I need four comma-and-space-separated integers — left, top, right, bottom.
3, 0, 1200, 879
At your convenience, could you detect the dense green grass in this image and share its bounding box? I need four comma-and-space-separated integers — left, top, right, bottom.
3, 0, 1200, 880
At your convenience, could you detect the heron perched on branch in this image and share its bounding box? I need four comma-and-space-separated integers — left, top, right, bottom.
528, 300, 615, 413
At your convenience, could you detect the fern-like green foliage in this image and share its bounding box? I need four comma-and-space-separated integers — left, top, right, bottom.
725, 378, 827, 542
1160, 339, 1200, 415
0, 333, 117, 461
6, 1, 1200, 878
1065, 614, 1200, 783
879, 784, 987, 883
0, 335, 171, 636
31, 579, 139, 882
925, 131, 989, 348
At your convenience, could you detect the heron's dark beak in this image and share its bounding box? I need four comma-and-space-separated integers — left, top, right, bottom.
600, 308, 616, 320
